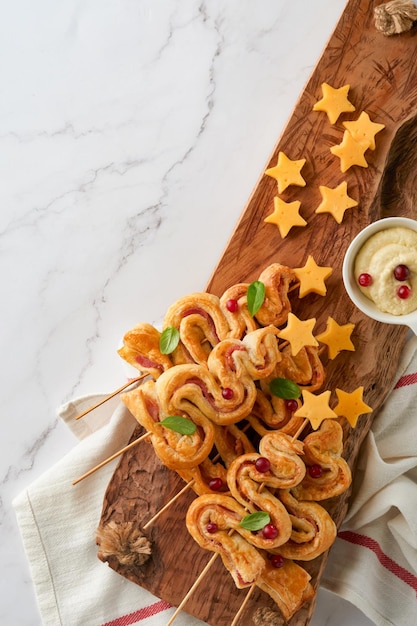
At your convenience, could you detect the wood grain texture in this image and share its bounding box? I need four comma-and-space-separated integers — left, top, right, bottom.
98, 1, 417, 624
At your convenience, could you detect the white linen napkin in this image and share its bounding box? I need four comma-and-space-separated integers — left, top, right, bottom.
13, 335, 417, 626
13, 392, 205, 626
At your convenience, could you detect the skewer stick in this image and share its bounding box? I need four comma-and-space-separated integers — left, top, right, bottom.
143, 450, 224, 529
230, 583, 257, 626
166, 552, 219, 626
291, 418, 308, 442
74, 374, 148, 420
72, 431, 151, 485
142, 480, 196, 530
288, 281, 300, 293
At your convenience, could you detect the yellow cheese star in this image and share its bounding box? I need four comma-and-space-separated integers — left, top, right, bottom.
334, 386, 372, 428
330, 130, 369, 172
294, 389, 338, 430
265, 151, 307, 193
343, 111, 385, 151
313, 83, 355, 124
278, 312, 318, 356
264, 196, 307, 238
316, 317, 355, 359
315, 181, 358, 224
293, 255, 333, 297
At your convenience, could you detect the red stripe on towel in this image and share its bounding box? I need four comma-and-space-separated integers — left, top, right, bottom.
339, 530, 417, 594
101, 600, 172, 626
394, 371, 417, 389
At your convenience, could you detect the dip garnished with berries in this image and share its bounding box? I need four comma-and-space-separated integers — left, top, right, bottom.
354, 226, 417, 315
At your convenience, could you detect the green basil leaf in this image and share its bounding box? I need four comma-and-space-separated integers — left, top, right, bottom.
160, 415, 196, 435
269, 377, 301, 400
160, 326, 180, 354
247, 280, 266, 317
239, 511, 270, 531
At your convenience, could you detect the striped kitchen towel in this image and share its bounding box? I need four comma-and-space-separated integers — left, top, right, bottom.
322, 334, 417, 626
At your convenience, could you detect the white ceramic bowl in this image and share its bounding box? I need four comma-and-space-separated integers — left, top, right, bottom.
342, 216, 417, 334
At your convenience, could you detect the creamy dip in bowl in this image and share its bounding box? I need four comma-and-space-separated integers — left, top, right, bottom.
343, 217, 417, 334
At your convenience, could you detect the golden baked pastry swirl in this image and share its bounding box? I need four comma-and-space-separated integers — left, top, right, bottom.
226, 453, 293, 550
185, 494, 266, 588
247, 386, 304, 437
176, 458, 229, 496
254, 263, 297, 328
176, 424, 256, 496
256, 558, 315, 622
163, 292, 231, 366
291, 420, 352, 501
212, 423, 256, 468
117, 322, 174, 379
272, 490, 337, 561
273, 344, 325, 391
121, 380, 215, 470
219, 263, 297, 339
258, 432, 306, 488
153, 326, 281, 427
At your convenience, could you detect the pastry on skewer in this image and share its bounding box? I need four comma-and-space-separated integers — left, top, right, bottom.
118, 322, 173, 379
117, 263, 298, 380
185, 493, 314, 621
120, 325, 283, 469
185, 494, 269, 587
272, 490, 337, 561
256, 557, 315, 623
291, 419, 352, 501
163, 292, 231, 366
176, 424, 256, 496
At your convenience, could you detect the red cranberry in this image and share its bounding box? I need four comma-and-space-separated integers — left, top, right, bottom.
222, 387, 234, 400
226, 299, 239, 313
393, 264, 410, 281
208, 477, 223, 491
206, 522, 218, 534
269, 554, 285, 568
358, 273, 373, 287
262, 523, 278, 540
308, 464, 323, 478
285, 399, 299, 413
255, 457, 271, 473
397, 285, 411, 300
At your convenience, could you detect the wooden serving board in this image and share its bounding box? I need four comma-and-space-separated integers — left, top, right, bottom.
98, 1, 417, 624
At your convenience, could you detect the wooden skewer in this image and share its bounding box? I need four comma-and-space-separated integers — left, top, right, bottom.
291, 418, 308, 442
74, 374, 148, 420
230, 583, 257, 626
142, 480, 196, 529
143, 449, 225, 529
166, 552, 219, 626
72, 431, 151, 485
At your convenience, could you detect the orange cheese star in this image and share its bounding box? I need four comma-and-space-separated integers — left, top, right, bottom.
315, 181, 358, 224
334, 386, 372, 428
294, 390, 338, 430
265, 151, 306, 193
330, 130, 369, 172
313, 83, 355, 124
343, 111, 385, 150
277, 313, 318, 356
264, 196, 307, 238
316, 317, 355, 360
293, 255, 333, 297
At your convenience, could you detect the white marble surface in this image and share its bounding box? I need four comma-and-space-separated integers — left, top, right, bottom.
0, 1, 376, 624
